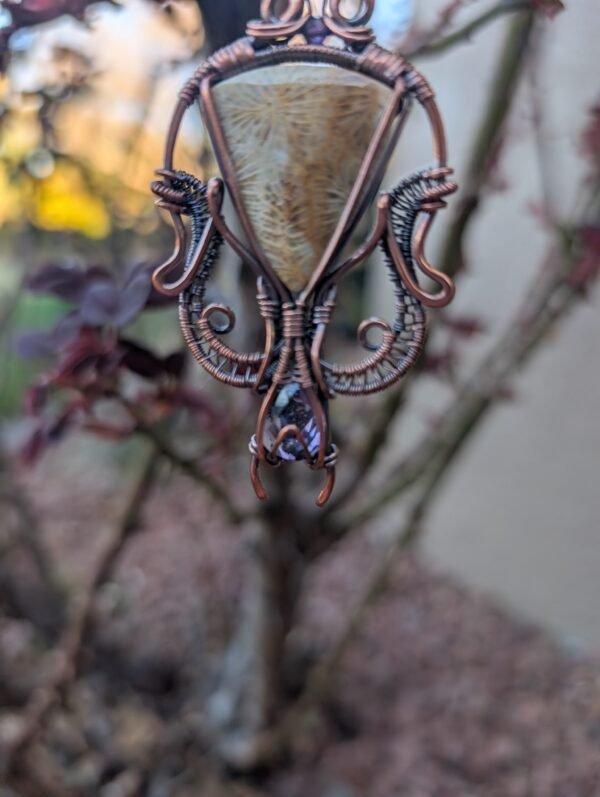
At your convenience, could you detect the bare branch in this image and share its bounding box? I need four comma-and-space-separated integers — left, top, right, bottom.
197, 0, 261, 52
322, 388, 410, 517
437, 9, 537, 280
122, 400, 245, 526
0, 443, 159, 780
407, 0, 533, 59
0, 445, 65, 636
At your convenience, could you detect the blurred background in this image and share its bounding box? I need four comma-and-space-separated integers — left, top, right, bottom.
0, 0, 599, 795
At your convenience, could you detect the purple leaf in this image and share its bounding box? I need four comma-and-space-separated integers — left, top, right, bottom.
120, 339, 171, 380
15, 330, 57, 359
442, 315, 488, 338
55, 331, 121, 378
140, 263, 177, 309
14, 311, 81, 359
163, 351, 187, 379
119, 339, 186, 380
20, 427, 47, 466
78, 267, 152, 328
25, 264, 87, 301
80, 281, 120, 326
25, 384, 49, 415
115, 267, 152, 327
47, 408, 76, 442
25, 263, 112, 302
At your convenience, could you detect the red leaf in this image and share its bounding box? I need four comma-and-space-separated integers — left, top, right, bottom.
82, 419, 133, 440
19, 405, 77, 465
531, 0, 565, 18
422, 349, 458, 379
441, 315, 487, 338
49, 329, 123, 391
2, 0, 104, 28
528, 200, 555, 229
581, 105, 600, 175
496, 385, 517, 402
24, 384, 49, 416
119, 339, 185, 381
20, 427, 47, 466
15, 311, 82, 360
155, 386, 228, 439
568, 226, 600, 292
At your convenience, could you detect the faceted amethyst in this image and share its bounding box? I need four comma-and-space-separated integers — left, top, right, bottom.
263, 384, 321, 462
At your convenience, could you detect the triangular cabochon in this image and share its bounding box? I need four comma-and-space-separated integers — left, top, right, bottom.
211, 63, 393, 293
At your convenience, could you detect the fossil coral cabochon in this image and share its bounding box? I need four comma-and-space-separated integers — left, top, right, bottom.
210, 62, 393, 293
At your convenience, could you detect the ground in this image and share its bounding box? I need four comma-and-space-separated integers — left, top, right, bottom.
1, 449, 599, 796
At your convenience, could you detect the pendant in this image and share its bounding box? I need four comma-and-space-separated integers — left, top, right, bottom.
151, 0, 457, 507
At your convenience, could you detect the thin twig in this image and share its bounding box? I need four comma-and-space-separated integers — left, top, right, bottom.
0, 443, 160, 780
322, 388, 409, 517
402, 0, 473, 55
407, 0, 532, 59
0, 446, 64, 632
0, 484, 59, 595
527, 25, 560, 225
438, 8, 537, 280
122, 400, 245, 526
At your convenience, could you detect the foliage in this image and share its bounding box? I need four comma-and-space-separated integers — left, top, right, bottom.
15, 261, 226, 463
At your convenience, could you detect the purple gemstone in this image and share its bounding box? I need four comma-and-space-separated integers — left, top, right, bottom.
304, 17, 328, 45
264, 384, 321, 462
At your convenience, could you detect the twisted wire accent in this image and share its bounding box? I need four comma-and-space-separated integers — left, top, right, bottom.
313, 302, 333, 326
258, 294, 279, 321
405, 69, 435, 104
324, 445, 338, 469
282, 305, 306, 339
178, 78, 200, 107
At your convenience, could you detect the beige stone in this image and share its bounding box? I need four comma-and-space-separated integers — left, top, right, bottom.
212, 62, 392, 293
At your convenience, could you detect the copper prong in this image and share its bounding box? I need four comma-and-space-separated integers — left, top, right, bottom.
250, 456, 268, 501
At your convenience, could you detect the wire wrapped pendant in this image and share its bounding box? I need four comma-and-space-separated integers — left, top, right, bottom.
151, 0, 457, 507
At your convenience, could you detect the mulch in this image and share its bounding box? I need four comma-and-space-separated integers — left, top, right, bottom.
1, 452, 599, 796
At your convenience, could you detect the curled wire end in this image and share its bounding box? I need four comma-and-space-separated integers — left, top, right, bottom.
249, 435, 338, 507
250, 439, 268, 501
316, 446, 338, 507
317, 467, 336, 508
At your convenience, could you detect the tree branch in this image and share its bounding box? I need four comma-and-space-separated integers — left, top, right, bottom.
322, 388, 410, 518
0, 447, 65, 637
122, 400, 245, 526
436, 9, 536, 279
407, 0, 533, 59
1, 443, 160, 781
197, 0, 260, 52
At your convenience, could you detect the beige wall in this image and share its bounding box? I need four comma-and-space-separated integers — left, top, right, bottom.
377, 2, 600, 649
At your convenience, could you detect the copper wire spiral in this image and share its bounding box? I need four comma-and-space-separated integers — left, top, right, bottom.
248, 0, 376, 44
325, 0, 374, 27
